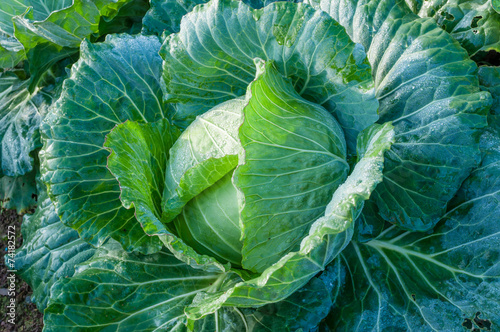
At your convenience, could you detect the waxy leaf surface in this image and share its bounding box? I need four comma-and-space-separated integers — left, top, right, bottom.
10, 0, 134, 87
42, 241, 334, 331
0, 73, 40, 177
13, 184, 95, 310
41, 34, 168, 254
306, 0, 491, 231
410, 0, 500, 58
323, 125, 500, 331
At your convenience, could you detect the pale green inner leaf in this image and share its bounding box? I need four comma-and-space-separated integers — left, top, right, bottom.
162, 97, 244, 223
174, 172, 243, 267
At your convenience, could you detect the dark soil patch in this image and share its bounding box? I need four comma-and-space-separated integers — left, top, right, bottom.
0, 209, 43, 332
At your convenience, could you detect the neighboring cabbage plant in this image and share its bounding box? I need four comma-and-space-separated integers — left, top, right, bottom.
3, 0, 500, 330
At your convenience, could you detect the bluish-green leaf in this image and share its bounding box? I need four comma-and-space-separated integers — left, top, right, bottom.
353, 199, 386, 242
322, 126, 500, 331
0, 166, 37, 213
0, 0, 29, 36
243, 0, 303, 9
13, 184, 95, 310
191, 273, 333, 331
12, 0, 136, 89
160, 0, 378, 151
0, 0, 74, 34
43, 242, 239, 331
0, 64, 65, 212
142, 0, 208, 36
479, 66, 500, 115
0, 73, 42, 177
142, 0, 302, 36
40, 33, 169, 254
478, 66, 500, 135
41, 239, 333, 331
410, 0, 500, 58
0, 0, 74, 69
306, 0, 491, 231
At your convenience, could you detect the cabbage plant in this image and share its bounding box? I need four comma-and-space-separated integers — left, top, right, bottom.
2, 0, 500, 330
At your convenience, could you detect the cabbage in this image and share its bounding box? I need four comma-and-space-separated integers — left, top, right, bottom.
3, 0, 499, 330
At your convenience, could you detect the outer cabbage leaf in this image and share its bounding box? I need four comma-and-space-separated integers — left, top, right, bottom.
160, 0, 378, 151
40, 34, 168, 254
11, 0, 136, 89
409, 0, 500, 58
478, 66, 500, 142
43, 242, 233, 331
184, 121, 394, 317
0, 0, 74, 68
191, 274, 334, 332
105, 119, 180, 233
42, 240, 333, 331
0, 0, 74, 34
236, 60, 348, 273
0, 165, 37, 213
142, 0, 302, 36
0, 72, 43, 177
322, 127, 500, 331
12, 184, 95, 310
0, 61, 66, 212
0, 1, 29, 36
479, 66, 500, 115
306, 0, 491, 231
243, 0, 302, 9
162, 97, 244, 223
0, 33, 24, 68
353, 199, 387, 242
142, 0, 208, 36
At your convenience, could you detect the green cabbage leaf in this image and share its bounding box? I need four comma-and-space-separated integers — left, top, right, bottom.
40, 33, 169, 254
160, 0, 378, 151
321, 121, 500, 331
408, 0, 500, 60
306, 0, 491, 231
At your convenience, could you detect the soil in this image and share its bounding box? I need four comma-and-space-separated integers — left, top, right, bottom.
0, 209, 43, 332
